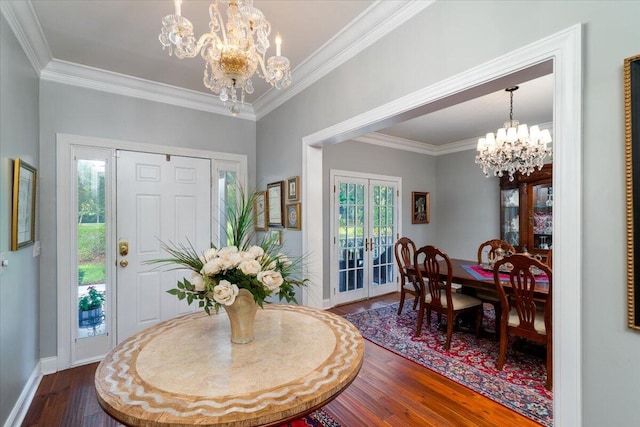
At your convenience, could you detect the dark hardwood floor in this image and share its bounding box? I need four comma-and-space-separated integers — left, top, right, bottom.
22, 293, 540, 427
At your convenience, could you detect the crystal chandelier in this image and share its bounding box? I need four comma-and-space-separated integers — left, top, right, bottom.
159, 0, 292, 115
475, 86, 552, 181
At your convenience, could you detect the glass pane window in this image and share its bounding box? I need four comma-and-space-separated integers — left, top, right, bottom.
77, 160, 107, 339
218, 171, 237, 248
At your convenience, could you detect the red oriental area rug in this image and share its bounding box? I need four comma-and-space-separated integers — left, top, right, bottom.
344, 303, 552, 426
278, 409, 342, 427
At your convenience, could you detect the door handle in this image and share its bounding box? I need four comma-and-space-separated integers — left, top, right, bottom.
119, 259, 129, 267
119, 240, 129, 256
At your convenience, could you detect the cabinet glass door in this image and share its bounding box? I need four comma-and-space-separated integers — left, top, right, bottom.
501, 188, 520, 247
532, 184, 553, 250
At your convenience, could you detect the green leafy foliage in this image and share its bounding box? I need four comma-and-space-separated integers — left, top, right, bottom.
78, 286, 105, 311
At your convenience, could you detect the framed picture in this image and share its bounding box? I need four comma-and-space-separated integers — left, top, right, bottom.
267, 229, 282, 246
286, 176, 300, 201
411, 191, 430, 224
286, 203, 301, 230
253, 191, 268, 231
267, 181, 284, 227
625, 53, 640, 330
11, 158, 37, 251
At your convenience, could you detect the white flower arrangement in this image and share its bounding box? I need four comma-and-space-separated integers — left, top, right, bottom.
148, 188, 307, 313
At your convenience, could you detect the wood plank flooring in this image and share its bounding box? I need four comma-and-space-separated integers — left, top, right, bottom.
21, 293, 541, 426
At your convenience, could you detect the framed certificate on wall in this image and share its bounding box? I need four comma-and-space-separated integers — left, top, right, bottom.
267, 181, 284, 227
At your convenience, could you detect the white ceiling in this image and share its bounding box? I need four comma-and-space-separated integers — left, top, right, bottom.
6, 0, 553, 149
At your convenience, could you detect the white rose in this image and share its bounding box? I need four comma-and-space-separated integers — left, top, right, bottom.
203, 248, 218, 262
191, 272, 205, 291
213, 280, 239, 306
239, 259, 261, 276
258, 270, 284, 292
240, 251, 256, 261
217, 246, 238, 257
248, 245, 265, 259
219, 252, 242, 270
202, 259, 223, 276
277, 253, 292, 268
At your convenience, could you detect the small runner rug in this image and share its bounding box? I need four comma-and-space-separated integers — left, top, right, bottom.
344, 303, 552, 426
279, 408, 341, 427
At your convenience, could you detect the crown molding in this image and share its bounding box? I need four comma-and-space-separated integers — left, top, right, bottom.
354, 121, 554, 156
40, 59, 255, 120
0, 0, 52, 74
252, 0, 435, 120
4, 0, 431, 121
354, 132, 438, 155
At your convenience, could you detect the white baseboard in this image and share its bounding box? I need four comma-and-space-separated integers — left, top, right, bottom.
3, 362, 43, 427
40, 356, 57, 375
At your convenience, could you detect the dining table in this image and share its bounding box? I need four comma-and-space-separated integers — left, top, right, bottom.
95, 304, 364, 427
406, 258, 550, 299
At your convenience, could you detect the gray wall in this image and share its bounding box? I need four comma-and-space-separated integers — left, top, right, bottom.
38, 81, 256, 358
255, 1, 640, 425
0, 14, 40, 425
435, 149, 500, 260
322, 140, 436, 299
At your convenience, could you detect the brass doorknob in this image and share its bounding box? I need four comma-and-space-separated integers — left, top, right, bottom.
119, 259, 129, 267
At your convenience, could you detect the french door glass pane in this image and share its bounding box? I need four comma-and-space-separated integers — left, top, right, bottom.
77, 160, 107, 339
338, 182, 364, 292
372, 185, 395, 286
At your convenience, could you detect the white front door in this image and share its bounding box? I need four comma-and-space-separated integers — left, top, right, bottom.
115, 150, 211, 342
331, 172, 400, 306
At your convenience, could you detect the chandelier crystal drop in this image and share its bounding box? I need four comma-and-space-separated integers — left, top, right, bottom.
159, 0, 292, 115
475, 86, 552, 181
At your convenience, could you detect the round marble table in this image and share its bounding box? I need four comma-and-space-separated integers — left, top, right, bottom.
95, 304, 364, 426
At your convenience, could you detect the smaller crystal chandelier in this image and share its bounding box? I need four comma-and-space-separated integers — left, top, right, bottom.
159, 0, 292, 115
475, 86, 552, 181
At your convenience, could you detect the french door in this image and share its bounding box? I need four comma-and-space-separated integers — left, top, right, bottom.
331, 172, 400, 306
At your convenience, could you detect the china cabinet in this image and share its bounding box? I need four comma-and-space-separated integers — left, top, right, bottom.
499, 164, 553, 259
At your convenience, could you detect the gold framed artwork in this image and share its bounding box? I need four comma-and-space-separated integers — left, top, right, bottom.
253, 191, 268, 231
11, 158, 37, 251
286, 203, 301, 230
267, 230, 282, 246
286, 176, 300, 201
267, 181, 284, 227
625, 53, 640, 330
411, 191, 430, 224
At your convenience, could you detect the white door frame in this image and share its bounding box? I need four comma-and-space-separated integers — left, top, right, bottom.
302, 25, 582, 426
329, 170, 401, 306
56, 133, 247, 370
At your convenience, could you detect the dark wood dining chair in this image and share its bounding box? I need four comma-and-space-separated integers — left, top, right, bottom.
413, 245, 483, 350
493, 254, 552, 390
477, 239, 516, 265
394, 237, 420, 315
476, 239, 516, 338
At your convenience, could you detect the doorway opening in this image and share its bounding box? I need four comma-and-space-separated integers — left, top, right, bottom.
302, 25, 582, 425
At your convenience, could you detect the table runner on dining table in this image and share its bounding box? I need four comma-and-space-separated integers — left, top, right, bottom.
461, 263, 550, 283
